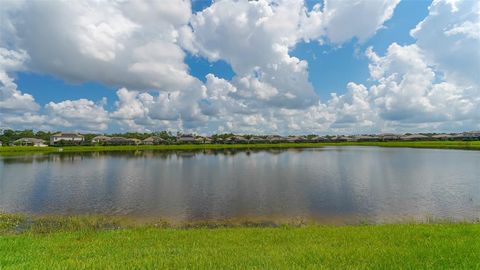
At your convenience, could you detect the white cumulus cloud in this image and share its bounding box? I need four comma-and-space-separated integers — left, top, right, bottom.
1, 0, 197, 91
321, 0, 400, 43
1, 0, 478, 134
411, 0, 480, 87
45, 99, 110, 132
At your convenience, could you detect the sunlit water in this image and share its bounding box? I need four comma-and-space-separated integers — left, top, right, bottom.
1, 147, 479, 223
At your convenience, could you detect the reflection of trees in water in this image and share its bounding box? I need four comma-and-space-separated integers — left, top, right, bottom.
2, 155, 51, 164
1, 148, 308, 165
2, 153, 90, 164
2, 147, 480, 223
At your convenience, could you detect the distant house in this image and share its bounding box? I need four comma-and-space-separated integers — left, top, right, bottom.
130, 138, 142, 145
249, 136, 267, 143
331, 136, 354, 142
287, 136, 302, 143
50, 133, 84, 145
143, 136, 166, 145
450, 133, 468, 140
193, 136, 213, 144
229, 136, 248, 144
14, 138, 47, 147
267, 135, 287, 143
463, 131, 480, 140
91, 135, 111, 144
105, 137, 140, 145
194, 136, 206, 144
400, 134, 430, 141
213, 137, 225, 144
354, 135, 380, 142
142, 137, 154, 145
310, 136, 327, 142
432, 134, 454, 140
286, 136, 305, 143
106, 137, 128, 145
177, 134, 196, 143
378, 133, 401, 141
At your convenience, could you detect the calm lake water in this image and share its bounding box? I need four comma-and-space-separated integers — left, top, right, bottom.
1, 147, 479, 223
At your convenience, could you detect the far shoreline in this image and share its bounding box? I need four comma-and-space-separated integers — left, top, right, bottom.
0, 141, 479, 156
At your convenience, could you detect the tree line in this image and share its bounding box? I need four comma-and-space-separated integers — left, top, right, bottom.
0, 129, 326, 146
0, 129, 176, 145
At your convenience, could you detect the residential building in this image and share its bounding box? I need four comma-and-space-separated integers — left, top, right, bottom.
451, 133, 468, 140
130, 138, 142, 145
177, 134, 196, 143
105, 137, 139, 145
229, 136, 249, 144
354, 135, 380, 142
400, 134, 430, 141
287, 136, 302, 143
143, 136, 166, 145
193, 136, 213, 144
249, 136, 268, 143
463, 131, 480, 139
432, 134, 454, 140
378, 133, 401, 141
331, 136, 354, 142
310, 136, 327, 142
91, 136, 112, 144
14, 138, 48, 147
50, 133, 84, 145
267, 135, 287, 143
213, 137, 225, 144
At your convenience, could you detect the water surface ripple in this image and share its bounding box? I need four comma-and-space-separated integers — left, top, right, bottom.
1, 147, 479, 223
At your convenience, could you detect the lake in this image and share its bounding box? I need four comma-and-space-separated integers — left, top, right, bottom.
1, 147, 479, 224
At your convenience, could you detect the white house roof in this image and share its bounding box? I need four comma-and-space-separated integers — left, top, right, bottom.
355, 135, 379, 139
92, 135, 111, 141
52, 133, 84, 138
14, 138, 46, 144
401, 134, 429, 139
379, 133, 401, 137
432, 134, 453, 138
143, 136, 165, 142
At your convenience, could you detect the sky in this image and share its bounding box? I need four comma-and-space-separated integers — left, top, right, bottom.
0, 0, 479, 135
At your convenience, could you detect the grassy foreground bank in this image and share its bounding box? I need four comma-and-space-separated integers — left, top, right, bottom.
1, 215, 479, 269
0, 140, 479, 156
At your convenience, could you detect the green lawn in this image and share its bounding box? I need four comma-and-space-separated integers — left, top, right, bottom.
1, 140, 479, 156
0, 214, 479, 269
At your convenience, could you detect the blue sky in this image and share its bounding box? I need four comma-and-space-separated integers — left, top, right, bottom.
291, 0, 432, 100
1, 0, 478, 134
14, 0, 432, 108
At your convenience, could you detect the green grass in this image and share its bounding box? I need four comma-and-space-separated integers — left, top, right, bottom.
0, 214, 479, 269
0, 140, 479, 156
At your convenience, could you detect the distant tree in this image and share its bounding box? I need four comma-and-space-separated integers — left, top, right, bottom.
213, 133, 234, 140
83, 133, 98, 144
17, 129, 35, 138
0, 129, 15, 145
110, 132, 150, 140
154, 130, 175, 142
35, 131, 53, 141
